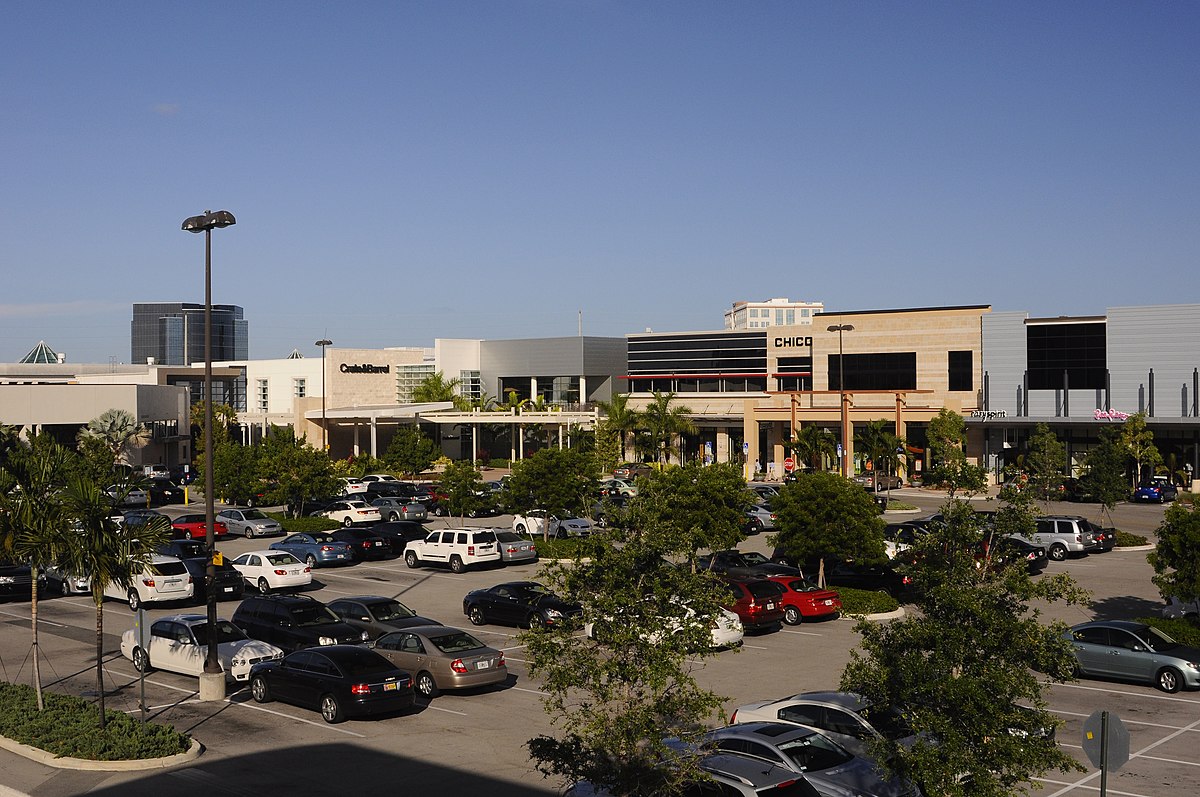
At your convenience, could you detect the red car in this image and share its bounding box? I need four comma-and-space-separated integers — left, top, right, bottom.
723, 577, 786, 632
766, 575, 842, 625
171, 513, 229, 540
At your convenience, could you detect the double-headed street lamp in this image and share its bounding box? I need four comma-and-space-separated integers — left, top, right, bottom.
827, 323, 855, 478
181, 209, 235, 700
315, 338, 332, 450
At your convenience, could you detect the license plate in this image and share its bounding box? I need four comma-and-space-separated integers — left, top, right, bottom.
223, 586, 234, 593
823, 600, 832, 606
384, 682, 398, 691
374, 541, 382, 546
766, 603, 775, 610
476, 660, 490, 669
289, 569, 300, 575
336, 554, 345, 559
165, 579, 181, 586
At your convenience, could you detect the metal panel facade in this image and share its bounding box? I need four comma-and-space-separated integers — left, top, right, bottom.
1108, 305, 1200, 418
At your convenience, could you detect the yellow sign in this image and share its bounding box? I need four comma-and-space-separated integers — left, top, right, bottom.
212, 551, 224, 566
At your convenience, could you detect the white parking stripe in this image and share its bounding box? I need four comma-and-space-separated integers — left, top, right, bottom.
1050, 681, 1200, 705
779, 629, 822, 637
1137, 753, 1200, 767
233, 699, 366, 737
1035, 777, 1153, 797
1044, 714, 1200, 797
510, 686, 548, 696
316, 568, 464, 584
0, 608, 66, 627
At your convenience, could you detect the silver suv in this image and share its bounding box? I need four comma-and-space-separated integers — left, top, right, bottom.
1014, 516, 1097, 561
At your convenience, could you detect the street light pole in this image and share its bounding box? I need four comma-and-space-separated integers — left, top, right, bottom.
315, 339, 332, 451
182, 209, 235, 701
827, 324, 855, 478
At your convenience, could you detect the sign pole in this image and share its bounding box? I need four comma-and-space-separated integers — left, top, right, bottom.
1099, 710, 1108, 797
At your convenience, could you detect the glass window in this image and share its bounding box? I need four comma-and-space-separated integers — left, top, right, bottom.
948, 351, 973, 392
293, 378, 306, 398
779, 704, 825, 727
1027, 322, 1107, 391
828, 353, 917, 391
1073, 627, 1110, 645
786, 310, 795, 324
801, 308, 811, 317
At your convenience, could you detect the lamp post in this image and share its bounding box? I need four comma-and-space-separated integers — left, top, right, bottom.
827, 323, 855, 478
315, 339, 332, 450
181, 209, 235, 701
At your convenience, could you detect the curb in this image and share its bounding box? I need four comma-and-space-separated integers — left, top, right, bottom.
841, 606, 906, 622
1113, 544, 1155, 552
0, 734, 202, 771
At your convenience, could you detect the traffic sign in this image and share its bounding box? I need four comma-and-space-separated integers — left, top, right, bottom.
783, 457, 796, 472
1083, 710, 1129, 772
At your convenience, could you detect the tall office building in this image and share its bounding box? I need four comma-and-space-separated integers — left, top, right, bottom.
724, 297, 824, 329
131, 303, 248, 366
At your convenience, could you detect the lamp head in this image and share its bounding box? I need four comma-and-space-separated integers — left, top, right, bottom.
182, 210, 237, 233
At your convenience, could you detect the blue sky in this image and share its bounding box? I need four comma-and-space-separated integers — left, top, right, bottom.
3, 2, 1198, 363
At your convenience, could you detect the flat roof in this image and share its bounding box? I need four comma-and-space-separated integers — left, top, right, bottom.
815, 304, 991, 317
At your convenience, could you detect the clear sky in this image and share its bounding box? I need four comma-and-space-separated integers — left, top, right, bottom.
3, 2, 1198, 363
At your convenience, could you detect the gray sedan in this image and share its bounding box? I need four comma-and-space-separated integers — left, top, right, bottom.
1068, 620, 1200, 693
370, 496, 428, 522
216, 508, 283, 538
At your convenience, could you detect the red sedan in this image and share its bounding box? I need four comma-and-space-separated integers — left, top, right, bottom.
171, 513, 230, 540
766, 575, 842, 625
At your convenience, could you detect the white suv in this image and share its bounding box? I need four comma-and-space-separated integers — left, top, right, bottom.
104, 555, 194, 611
404, 528, 500, 573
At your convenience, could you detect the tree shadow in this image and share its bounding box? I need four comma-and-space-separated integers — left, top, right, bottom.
1089, 594, 1165, 620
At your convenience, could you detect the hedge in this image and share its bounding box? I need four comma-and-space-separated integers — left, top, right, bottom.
1135, 616, 1200, 648
265, 512, 340, 533
836, 587, 900, 617
1114, 530, 1149, 547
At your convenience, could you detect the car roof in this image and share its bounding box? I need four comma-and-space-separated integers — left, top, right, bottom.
710, 721, 818, 742
1074, 619, 1149, 633
701, 752, 820, 792
783, 691, 869, 712
159, 613, 212, 625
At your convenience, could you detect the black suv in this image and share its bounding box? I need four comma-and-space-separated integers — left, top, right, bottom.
232, 594, 370, 652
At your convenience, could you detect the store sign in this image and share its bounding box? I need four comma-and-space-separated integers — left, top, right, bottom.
1094, 409, 1130, 421
970, 410, 1007, 419
340, 363, 391, 374
773, 336, 813, 348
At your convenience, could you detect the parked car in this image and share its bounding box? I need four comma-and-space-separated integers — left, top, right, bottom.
217, 508, 283, 538
764, 576, 842, 625
105, 484, 148, 507
854, 473, 903, 491
730, 692, 917, 760
369, 496, 428, 522
1067, 619, 1200, 692
330, 528, 390, 561
512, 511, 593, 538
599, 478, 637, 497
104, 554, 193, 611
155, 539, 245, 602
1087, 525, 1116, 553
566, 751, 822, 796
1012, 516, 1097, 561
171, 513, 229, 541
359, 474, 400, 484
146, 478, 185, 506
404, 528, 501, 573
233, 593, 371, 652
585, 604, 744, 650
249, 645, 414, 723
122, 508, 170, 532
699, 549, 802, 579
723, 577, 786, 632
372, 624, 507, 698
744, 504, 778, 534
494, 530, 538, 564
591, 495, 630, 527
1162, 596, 1200, 619
749, 484, 779, 503
339, 478, 368, 495
778, 554, 917, 601
313, 500, 382, 528
229, 550, 312, 594
980, 535, 1049, 575
0, 562, 35, 600
270, 533, 355, 568
1133, 479, 1178, 503
121, 614, 283, 683
368, 520, 430, 555
702, 722, 920, 797
463, 581, 582, 629
327, 595, 441, 638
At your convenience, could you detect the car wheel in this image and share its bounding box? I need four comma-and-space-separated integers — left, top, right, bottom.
514, 523, 527, 535
343, 517, 353, 528
405, 550, 419, 568
1157, 666, 1183, 693
184, 530, 194, 540
415, 671, 439, 698
468, 606, 486, 626
258, 577, 271, 594
389, 512, 400, 522
1048, 543, 1067, 562
306, 555, 318, 568
526, 612, 547, 629
449, 555, 465, 574
250, 674, 272, 703
751, 518, 764, 534
783, 606, 802, 626
127, 590, 142, 612
468, 509, 478, 518
435, 506, 446, 517
132, 647, 151, 673
320, 693, 344, 724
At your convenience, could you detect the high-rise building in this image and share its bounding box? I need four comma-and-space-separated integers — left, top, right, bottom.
724, 297, 824, 329
131, 303, 248, 366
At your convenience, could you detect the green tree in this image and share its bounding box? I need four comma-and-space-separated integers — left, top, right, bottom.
596, 393, 641, 466
925, 409, 986, 497
786, 424, 837, 472
60, 475, 171, 729
384, 426, 439, 479
505, 449, 599, 540
769, 471, 886, 586
76, 408, 150, 466
0, 439, 75, 711
439, 459, 487, 522
628, 463, 751, 568
1118, 411, 1162, 488
1081, 427, 1132, 525
841, 498, 1088, 796
1149, 502, 1200, 606
1025, 423, 1066, 502
259, 427, 338, 517
412, 370, 470, 411
855, 419, 904, 490
639, 391, 695, 466
524, 525, 731, 795
593, 418, 622, 473
74, 434, 117, 484
207, 438, 261, 505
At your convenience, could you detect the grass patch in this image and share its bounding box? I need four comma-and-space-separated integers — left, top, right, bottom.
265, 512, 340, 533
1115, 530, 1149, 547
1135, 616, 1200, 647
0, 682, 191, 760
836, 587, 900, 617
884, 501, 919, 511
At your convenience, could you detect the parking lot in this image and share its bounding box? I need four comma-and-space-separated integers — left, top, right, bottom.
0, 492, 1196, 796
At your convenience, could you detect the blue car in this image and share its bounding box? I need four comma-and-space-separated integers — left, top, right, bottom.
270, 533, 355, 568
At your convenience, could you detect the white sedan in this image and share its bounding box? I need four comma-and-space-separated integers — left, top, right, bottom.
120, 614, 283, 683
315, 500, 382, 527
230, 550, 312, 594
513, 511, 593, 538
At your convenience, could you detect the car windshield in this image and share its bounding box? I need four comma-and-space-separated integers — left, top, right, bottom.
776, 733, 854, 771
265, 553, 300, 566
191, 620, 248, 644
428, 631, 486, 654
369, 600, 416, 621
290, 605, 340, 626
860, 704, 914, 740
740, 552, 771, 566
1145, 625, 1180, 650
472, 531, 497, 543
310, 534, 337, 543
242, 510, 269, 521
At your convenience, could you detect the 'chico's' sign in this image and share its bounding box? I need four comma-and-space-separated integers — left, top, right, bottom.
774, 336, 813, 348
340, 363, 391, 374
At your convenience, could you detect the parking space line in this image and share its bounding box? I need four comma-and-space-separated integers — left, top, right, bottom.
501, 644, 528, 651
317, 568, 464, 584
511, 686, 548, 696
779, 629, 822, 637
1137, 753, 1200, 767
0, 608, 65, 627
1050, 681, 1200, 705
504, 657, 529, 664
1054, 709, 1200, 731
1045, 714, 1200, 797
742, 644, 769, 650
232, 699, 366, 737
421, 703, 468, 716
1035, 777, 1153, 797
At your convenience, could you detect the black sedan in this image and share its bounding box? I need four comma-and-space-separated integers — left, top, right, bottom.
369, 520, 430, 555
463, 581, 582, 629
330, 528, 390, 561
986, 535, 1049, 575
778, 553, 917, 601
327, 595, 441, 638
248, 645, 414, 723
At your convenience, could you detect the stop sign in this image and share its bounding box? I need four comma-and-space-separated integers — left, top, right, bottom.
784, 457, 796, 472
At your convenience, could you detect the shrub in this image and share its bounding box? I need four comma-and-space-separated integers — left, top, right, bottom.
265, 512, 339, 533
1135, 616, 1200, 647
1114, 530, 1149, 547
836, 587, 900, 617
885, 501, 919, 511
0, 682, 190, 760
527, 537, 588, 559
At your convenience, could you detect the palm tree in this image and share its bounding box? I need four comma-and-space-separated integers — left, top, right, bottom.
413, 371, 471, 411
76, 408, 151, 466
596, 393, 641, 464
787, 425, 838, 472
0, 439, 73, 710
59, 475, 170, 728
855, 419, 905, 490
639, 391, 696, 466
